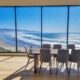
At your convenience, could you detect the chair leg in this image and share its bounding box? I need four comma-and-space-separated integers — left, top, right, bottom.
53, 56, 56, 65
49, 62, 52, 75
77, 63, 79, 75
39, 62, 42, 74
25, 58, 30, 70
60, 63, 64, 70
56, 62, 59, 75
53, 57, 56, 64
73, 63, 75, 69
66, 62, 69, 76
69, 62, 72, 75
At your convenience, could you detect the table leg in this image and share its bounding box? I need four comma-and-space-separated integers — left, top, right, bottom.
34, 54, 38, 73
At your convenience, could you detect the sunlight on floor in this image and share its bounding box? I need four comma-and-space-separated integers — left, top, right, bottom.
0, 56, 80, 80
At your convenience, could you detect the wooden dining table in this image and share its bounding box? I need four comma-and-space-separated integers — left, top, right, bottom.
32, 48, 58, 73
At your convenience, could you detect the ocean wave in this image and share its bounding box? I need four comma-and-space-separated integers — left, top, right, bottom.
0, 31, 80, 48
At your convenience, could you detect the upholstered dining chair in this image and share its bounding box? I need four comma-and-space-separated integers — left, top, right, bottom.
69, 50, 80, 74
39, 48, 52, 75
56, 49, 69, 75
53, 44, 62, 64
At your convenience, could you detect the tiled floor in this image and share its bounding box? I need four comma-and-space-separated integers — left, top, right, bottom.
0, 56, 80, 80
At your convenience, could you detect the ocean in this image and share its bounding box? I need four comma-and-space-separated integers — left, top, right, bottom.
0, 29, 80, 49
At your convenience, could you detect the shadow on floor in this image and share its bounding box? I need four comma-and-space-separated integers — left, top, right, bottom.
3, 67, 80, 80
3, 64, 34, 80
0, 56, 14, 62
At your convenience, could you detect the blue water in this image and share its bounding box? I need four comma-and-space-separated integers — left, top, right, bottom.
0, 29, 80, 48
0, 34, 16, 46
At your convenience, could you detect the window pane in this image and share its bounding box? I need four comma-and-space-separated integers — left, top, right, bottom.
69, 7, 80, 49
43, 7, 67, 48
17, 7, 41, 52
0, 7, 16, 52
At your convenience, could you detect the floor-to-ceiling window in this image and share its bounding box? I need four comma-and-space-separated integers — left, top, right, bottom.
69, 7, 80, 49
0, 7, 16, 52
0, 6, 80, 53
16, 7, 41, 52
42, 7, 67, 48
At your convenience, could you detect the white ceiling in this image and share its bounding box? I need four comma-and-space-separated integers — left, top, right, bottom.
0, 0, 80, 6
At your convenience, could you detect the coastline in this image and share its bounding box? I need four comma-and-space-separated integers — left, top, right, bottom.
0, 40, 26, 52
0, 40, 15, 52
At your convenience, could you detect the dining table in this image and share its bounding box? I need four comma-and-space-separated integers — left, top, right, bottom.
32, 48, 58, 74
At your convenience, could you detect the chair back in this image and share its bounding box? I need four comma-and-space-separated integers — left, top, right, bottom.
25, 47, 34, 58
70, 50, 80, 62
42, 44, 51, 49
53, 44, 62, 49
67, 44, 75, 54
67, 44, 75, 49
40, 49, 51, 62
57, 49, 69, 63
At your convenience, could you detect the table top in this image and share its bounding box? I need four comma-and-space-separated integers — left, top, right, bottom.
32, 48, 58, 55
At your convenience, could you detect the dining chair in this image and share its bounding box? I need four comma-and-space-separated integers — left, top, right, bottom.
69, 50, 80, 74
53, 44, 62, 64
25, 46, 34, 69
42, 44, 51, 49
39, 48, 52, 75
56, 49, 69, 75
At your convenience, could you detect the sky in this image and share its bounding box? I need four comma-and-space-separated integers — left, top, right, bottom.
0, 7, 80, 33
0, 7, 15, 30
